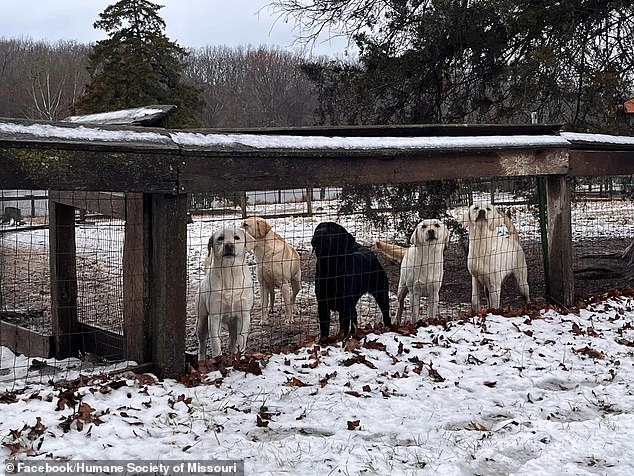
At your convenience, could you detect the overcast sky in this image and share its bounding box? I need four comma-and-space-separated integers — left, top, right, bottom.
0, 0, 351, 57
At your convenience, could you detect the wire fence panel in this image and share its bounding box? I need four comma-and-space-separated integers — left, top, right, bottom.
571, 175, 634, 296
2, 173, 634, 388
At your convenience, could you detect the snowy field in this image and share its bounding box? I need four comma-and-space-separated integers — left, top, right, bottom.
1, 294, 634, 474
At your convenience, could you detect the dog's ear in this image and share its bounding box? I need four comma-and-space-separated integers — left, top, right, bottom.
207, 236, 214, 254
329, 223, 355, 251
409, 226, 421, 245
257, 218, 271, 237
342, 229, 356, 250
204, 236, 214, 271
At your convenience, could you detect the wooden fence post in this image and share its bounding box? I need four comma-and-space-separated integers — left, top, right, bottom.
147, 193, 187, 378
545, 175, 574, 306
123, 193, 150, 364
49, 200, 80, 358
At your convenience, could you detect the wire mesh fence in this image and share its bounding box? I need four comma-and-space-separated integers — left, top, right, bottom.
2, 175, 634, 388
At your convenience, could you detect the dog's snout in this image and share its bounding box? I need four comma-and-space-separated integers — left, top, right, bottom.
427, 229, 436, 240
223, 243, 235, 256
477, 209, 487, 220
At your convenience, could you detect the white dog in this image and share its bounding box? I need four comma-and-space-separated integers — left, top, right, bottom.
461, 201, 530, 310
241, 216, 301, 325
196, 226, 255, 360
395, 219, 450, 322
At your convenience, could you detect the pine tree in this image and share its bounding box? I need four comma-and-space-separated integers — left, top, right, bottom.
75, 0, 202, 127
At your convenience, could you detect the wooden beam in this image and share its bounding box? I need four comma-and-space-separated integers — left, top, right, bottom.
569, 150, 634, 176
545, 175, 574, 306
0, 147, 180, 192
49, 200, 81, 358
1, 144, 569, 192
147, 193, 187, 379
179, 148, 569, 192
0, 319, 53, 358
49, 191, 126, 220
123, 193, 150, 364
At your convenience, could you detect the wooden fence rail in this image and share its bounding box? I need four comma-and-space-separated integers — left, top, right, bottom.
2, 118, 634, 378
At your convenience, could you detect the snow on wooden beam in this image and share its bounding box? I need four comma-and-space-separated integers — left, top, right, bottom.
62, 105, 177, 127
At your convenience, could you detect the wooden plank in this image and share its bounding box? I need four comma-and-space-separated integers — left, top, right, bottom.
49, 191, 126, 220
179, 148, 569, 192
147, 193, 187, 379
123, 193, 150, 364
49, 200, 81, 358
188, 123, 564, 137
76, 322, 124, 360
0, 320, 53, 358
569, 150, 634, 176
545, 175, 574, 306
0, 147, 180, 192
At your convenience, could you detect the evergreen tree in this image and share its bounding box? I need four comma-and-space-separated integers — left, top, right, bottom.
75, 0, 202, 127
284, 0, 634, 132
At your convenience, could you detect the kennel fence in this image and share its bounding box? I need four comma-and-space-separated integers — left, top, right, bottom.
2, 119, 633, 381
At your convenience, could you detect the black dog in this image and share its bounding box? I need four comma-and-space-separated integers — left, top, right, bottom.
311, 222, 391, 339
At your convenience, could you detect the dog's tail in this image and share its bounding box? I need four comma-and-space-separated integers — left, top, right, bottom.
376, 240, 407, 262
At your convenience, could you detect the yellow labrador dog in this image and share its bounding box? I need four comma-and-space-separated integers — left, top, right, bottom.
461, 201, 530, 310
395, 219, 450, 322
241, 216, 301, 325
196, 226, 255, 359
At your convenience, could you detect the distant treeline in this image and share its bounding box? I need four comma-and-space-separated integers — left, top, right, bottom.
0, 38, 322, 127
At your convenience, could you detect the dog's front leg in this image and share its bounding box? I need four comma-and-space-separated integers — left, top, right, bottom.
410, 286, 422, 322
196, 291, 209, 361
428, 284, 440, 319
339, 303, 357, 337
395, 285, 408, 324
317, 300, 331, 339
487, 285, 501, 309
231, 312, 251, 354
208, 315, 223, 358
471, 276, 481, 311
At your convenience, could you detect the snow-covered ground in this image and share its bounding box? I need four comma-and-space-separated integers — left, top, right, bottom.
2, 295, 634, 474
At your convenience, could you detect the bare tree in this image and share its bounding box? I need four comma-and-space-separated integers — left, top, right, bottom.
0, 38, 90, 120
186, 45, 319, 127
